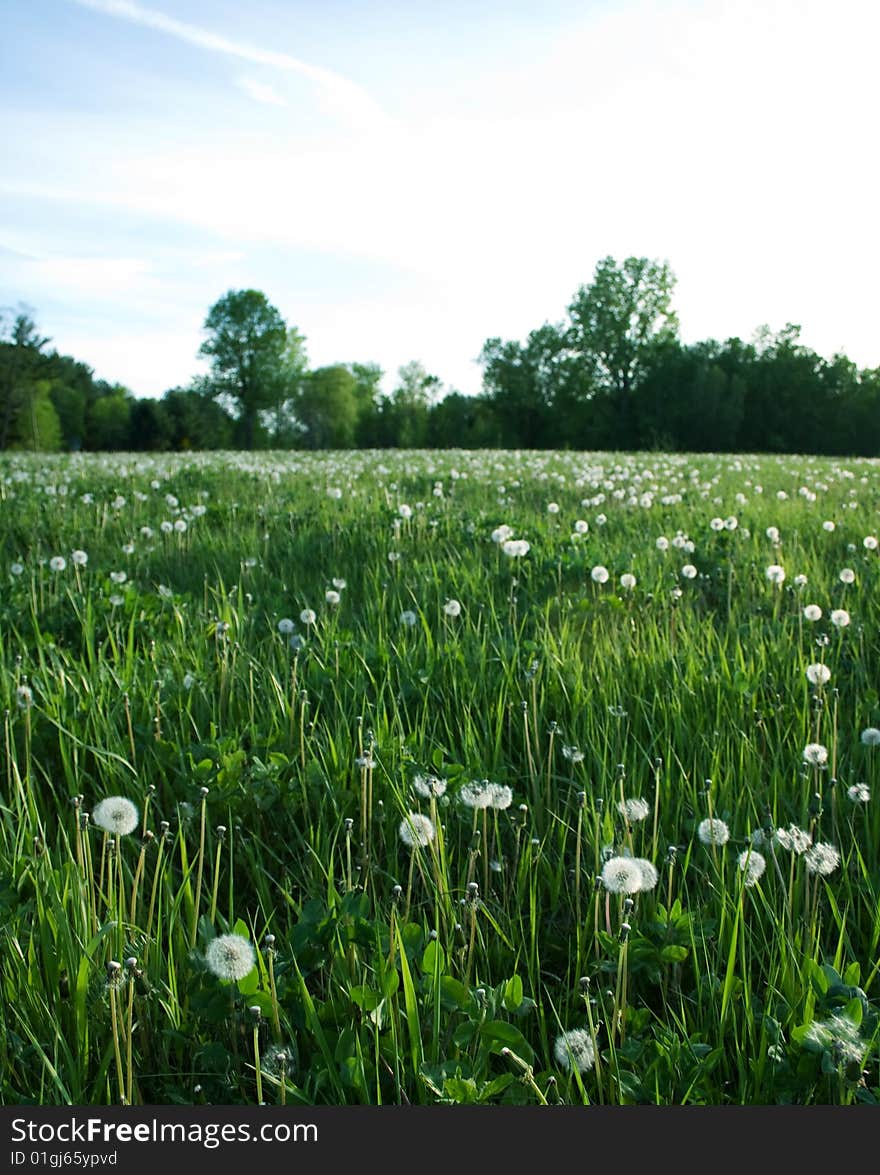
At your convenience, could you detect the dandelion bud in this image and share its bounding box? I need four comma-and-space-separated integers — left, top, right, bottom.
248, 1006, 262, 1020
391, 885, 403, 901
216, 825, 227, 839
620, 922, 631, 939
623, 898, 634, 914
106, 960, 122, 976
263, 934, 275, 950
199, 786, 209, 797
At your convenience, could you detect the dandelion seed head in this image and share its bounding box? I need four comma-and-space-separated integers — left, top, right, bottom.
765, 564, 786, 585
617, 797, 650, 823
205, 933, 257, 981
805, 663, 831, 686
737, 849, 766, 887
774, 824, 812, 854
413, 774, 447, 799
502, 538, 530, 557
488, 783, 513, 810
803, 605, 822, 621
860, 727, 880, 748
847, 782, 870, 803
803, 742, 829, 766
600, 856, 643, 894
697, 817, 730, 847
398, 812, 436, 849
553, 1028, 595, 1074
804, 842, 840, 876
459, 780, 494, 810
92, 796, 139, 836
633, 858, 659, 891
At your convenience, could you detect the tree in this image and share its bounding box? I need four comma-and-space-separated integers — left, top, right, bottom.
480, 323, 589, 447
8, 379, 63, 452
161, 387, 234, 450
198, 290, 293, 449
0, 307, 51, 449
86, 387, 132, 450
567, 256, 679, 444
293, 365, 359, 449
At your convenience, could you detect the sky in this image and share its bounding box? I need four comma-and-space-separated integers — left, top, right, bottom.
2, 0, 879, 399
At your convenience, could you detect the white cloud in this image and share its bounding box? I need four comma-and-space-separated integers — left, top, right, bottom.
70, 0, 390, 134
235, 77, 287, 108
8, 0, 880, 391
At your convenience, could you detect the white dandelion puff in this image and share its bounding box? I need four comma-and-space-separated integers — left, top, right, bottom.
459, 780, 495, 810
803, 743, 829, 767
398, 812, 436, 849
697, 818, 730, 847
737, 850, 766, 887
847, 782, 870, 803
804, 842, 840, 876
617, 797, 650, 823
774, 825, 812, 855
765, 564, 786, 585
601, 856, 643, 894
502, 538, 530, 557
412, 774, 447, 799
92, 796, 140, 837
633, 858, 659, 891
553, 1028, 595, 1074
805, 664, 831, 686
205, 933, 257, 981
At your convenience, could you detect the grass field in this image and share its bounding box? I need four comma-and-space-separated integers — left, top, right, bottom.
1, 448, 878, 1106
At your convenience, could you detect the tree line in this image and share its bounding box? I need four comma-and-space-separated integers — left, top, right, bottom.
3, 258, 879, 455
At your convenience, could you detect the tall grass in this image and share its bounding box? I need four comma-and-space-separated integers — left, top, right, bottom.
0, 448, 878, 1105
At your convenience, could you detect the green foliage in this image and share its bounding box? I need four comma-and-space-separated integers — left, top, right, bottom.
198, 289, 297, 449
2, 447, 879, 1106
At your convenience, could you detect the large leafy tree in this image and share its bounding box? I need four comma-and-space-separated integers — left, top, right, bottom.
0, 308, 51, 449
567, 256, 679, 442
294, 365, 359, 449
198, 289, 292, 449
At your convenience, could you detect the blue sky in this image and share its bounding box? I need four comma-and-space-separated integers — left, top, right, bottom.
2, 0, 878, 398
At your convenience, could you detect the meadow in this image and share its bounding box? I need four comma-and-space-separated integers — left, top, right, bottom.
0, 447, 878, 1107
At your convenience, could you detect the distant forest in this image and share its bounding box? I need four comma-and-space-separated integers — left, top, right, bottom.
3, 257, 879, 455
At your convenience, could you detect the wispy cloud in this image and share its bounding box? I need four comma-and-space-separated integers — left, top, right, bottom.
70, 0, 389, 132
235, 77, 287, 108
